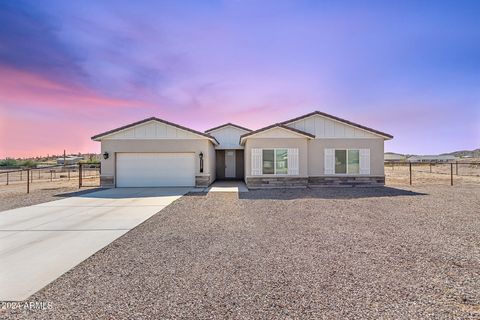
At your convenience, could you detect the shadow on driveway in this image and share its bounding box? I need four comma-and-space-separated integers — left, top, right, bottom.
238, 186, 427, 200
55, 187, 202, 199
54, 188, 105, 198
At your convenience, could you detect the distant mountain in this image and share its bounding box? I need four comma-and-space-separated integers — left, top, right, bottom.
440, 148, 480, 158
385, 148, 480, 158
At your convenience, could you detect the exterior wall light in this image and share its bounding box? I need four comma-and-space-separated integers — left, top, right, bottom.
103, 152, 109, 160
199, 152, 204, 173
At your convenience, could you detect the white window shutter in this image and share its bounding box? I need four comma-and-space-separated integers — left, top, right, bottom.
324, 148, 334, 174
360, 149, 370, 174
287, 148, 299, 175
251, 148, 262, 175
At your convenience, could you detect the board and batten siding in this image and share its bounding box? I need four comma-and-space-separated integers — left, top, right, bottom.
286, 114, 381, 139
207, 126, 249, 149
102, 120, 204, 140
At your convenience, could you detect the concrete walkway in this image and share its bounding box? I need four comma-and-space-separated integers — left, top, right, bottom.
0, 187, 193, 301
205, 180, 249, 193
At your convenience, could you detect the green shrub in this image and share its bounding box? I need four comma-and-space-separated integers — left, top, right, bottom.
0, 158, 18, 167
18, 160, 38, 168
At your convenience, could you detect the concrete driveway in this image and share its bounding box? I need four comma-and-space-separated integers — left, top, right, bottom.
0, 187, 193, 301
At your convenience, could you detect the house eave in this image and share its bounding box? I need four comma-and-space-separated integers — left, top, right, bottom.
205, 123, 252, 133
282, 111, 394, 140
91, 117, 219, 145
239, 123, 315, 145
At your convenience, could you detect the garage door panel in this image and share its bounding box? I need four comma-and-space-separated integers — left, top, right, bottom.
116, 153, 195, 187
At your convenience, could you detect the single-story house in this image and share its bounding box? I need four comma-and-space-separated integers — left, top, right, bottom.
91, 111, 393, 188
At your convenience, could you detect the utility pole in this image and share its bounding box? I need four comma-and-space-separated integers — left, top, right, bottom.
63, 149, 66, 167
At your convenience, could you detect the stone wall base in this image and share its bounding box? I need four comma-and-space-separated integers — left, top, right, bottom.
308, 176, 385, 187
246, 177, 308, 189
195, 175, 213, 187
100, 176, 114, 187
245, 176, 385, 188
102, 175, 213, 188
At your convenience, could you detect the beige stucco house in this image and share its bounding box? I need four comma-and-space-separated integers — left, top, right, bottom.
92, 111, 393, 188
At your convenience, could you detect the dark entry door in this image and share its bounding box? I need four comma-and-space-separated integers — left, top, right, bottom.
225, 150, 236, 178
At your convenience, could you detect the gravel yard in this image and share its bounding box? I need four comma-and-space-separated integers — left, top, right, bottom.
2, 185, 480, 319
0, 180, 100, 212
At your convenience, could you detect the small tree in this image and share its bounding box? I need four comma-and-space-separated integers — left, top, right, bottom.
0, 158, 18, 167
18, 160, 38, 168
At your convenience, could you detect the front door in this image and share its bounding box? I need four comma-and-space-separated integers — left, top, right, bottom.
225, 150, 236, 178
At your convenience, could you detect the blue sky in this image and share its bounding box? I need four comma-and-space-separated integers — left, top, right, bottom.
0, 0, 479, 157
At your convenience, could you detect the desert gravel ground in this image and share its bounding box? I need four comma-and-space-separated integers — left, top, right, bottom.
2, 185, 480, 319
0, 181, 100, 212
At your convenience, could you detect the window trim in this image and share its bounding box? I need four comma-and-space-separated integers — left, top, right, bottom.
334, 148, 360, 175
262, 148, 289, 175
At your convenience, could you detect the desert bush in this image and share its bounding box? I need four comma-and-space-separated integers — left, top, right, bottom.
18, 160, 38, 168
0, 158, 18, 167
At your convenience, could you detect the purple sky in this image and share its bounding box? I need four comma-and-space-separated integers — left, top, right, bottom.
0, 0, 479, 157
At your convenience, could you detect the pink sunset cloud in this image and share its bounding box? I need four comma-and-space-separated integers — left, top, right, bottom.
0, 1, 478, 158
0, 66, 159, 158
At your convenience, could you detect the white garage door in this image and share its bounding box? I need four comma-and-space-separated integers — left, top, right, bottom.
116, 153, 195, 187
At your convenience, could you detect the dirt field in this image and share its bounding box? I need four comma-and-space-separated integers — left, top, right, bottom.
0, 163, 478, 212
0, 167, 99, 185
385, 163, 480, 186
3, 186, 479, 319
0, 178, 100, 212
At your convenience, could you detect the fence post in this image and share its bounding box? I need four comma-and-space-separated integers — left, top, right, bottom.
20, 170, 22, 181
409, 162, 412, 185
50, 170, 53, 182
27, 169, 30, 193
6, 172, 9, 185
79, 164, 82, 188
31, 169, 33, 183
429, 163, 432, 173
455, 161, 458, 175
68, 169, 70, 181
450, 163, 453, 186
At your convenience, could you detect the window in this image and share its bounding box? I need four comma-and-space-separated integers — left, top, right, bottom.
347, 150, 359, 174
275, 149, 288, 174
262, 150, 274, 174
335, 149, 359, 174
262, 149, 288, 174
335, 150, 346, 174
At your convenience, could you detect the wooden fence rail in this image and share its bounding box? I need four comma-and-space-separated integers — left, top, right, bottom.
0, 164, 100, 193
385, 161, 480, 186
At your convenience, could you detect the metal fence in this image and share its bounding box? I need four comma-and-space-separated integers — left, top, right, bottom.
0, 163, 101, 193
385, 161, 480, 186
2, 161, 478, 193
78, 163, 101, 187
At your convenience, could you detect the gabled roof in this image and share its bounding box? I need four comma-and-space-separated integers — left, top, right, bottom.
239, 123, 315, 145
91, 117, 219, 144
282, 111, 393, 139
205, 123, 252, 133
